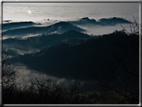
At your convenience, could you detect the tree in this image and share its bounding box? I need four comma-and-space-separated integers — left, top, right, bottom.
91, 16, 140, 104
1, 55, 89, 104
2, 54, 19, 103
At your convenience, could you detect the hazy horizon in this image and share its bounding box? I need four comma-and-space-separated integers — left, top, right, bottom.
3, 3, 139, 21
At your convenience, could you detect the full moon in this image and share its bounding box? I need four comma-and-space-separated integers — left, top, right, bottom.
27, 10, 32, 14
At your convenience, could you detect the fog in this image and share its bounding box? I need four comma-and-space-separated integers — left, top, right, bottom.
14, 63, 96, 91
79, 23, 131, 36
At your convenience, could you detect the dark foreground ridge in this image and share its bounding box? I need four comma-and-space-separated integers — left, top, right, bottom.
11, 30, 138, 82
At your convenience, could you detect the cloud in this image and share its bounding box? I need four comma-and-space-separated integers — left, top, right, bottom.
13, 63, 96, 90
79, 24, 131, 36
14, 64, 63, 88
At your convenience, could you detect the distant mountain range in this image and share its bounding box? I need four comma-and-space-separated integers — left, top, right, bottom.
2, 17, 131, 39
68, 17, 131, 26
3, 30, 92, 57
3, 21, 85, 38
2, 21, 39, 31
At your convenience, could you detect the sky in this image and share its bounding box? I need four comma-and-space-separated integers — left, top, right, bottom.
2, 3, 139, 22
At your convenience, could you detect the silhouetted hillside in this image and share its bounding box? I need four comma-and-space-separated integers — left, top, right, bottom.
11, 31, 138, 86
3, 30, 91, 56
98, 17, 131, 25
2, 21, 38, 30
69, 17, 99, 26
69, 17, 131, 26
3, 21, 85, 37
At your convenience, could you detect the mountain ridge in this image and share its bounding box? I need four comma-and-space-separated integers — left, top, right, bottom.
69, 17, 131, 26
3, 21, 85, 38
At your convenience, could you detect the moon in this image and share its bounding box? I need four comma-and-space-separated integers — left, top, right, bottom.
27, 10, 32, 14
